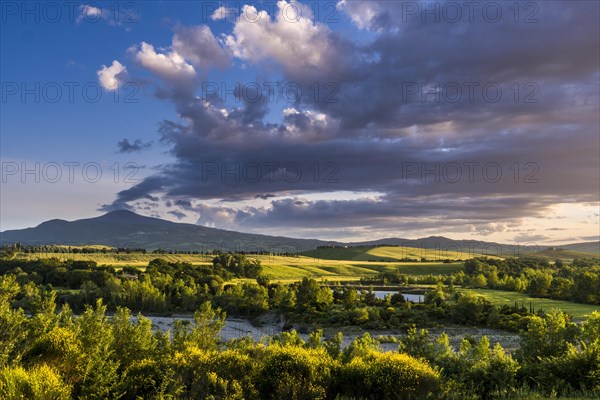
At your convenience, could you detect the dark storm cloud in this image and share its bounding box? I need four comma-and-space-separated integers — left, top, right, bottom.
168, 210, 188, 219
102, 0, 599, 233
117, 138, 153, 153
255, 194, 277, 200
174, 199, 192, 207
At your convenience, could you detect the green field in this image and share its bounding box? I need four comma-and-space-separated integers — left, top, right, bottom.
12, 251, 464, 281
13, 252, 214, 266
260, 260, 464, 281
532, 248, 599, 261
463, 288, 600, 320
11, 251, 598, 321
302, 245, 496, 262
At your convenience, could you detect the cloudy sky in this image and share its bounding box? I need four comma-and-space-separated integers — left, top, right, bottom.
1, 0, 599, 245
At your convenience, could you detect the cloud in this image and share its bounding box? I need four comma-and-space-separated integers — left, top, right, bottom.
77, 5, 104, 23
97, 60, 128, 91
224, 1, 352, 80
512, 233, 549, 244
172, 25, 230, 69
100, 1, 600, 239
255, 194, 277, 200
336, 0, 386, 31
116, 139, 152, 153
174, 199, 192, 207
168, 210, 187, 219
211, 6, 236, 21
132, 42, 196, 85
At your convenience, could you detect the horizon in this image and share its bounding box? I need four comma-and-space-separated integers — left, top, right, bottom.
1, 1, 599, 245
2, 209, 597, 248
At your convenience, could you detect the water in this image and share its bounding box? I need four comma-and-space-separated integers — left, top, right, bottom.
145, 315, 284, 340
362, 290, 424, 302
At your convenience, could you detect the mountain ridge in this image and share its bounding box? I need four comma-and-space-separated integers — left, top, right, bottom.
1, 211, 598, 255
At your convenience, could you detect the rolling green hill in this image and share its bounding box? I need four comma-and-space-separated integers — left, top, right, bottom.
10, 250, 464, 281
302, 245, 496, 262
533, 247, 599, 261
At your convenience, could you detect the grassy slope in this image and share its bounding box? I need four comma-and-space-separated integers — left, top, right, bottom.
12, 251, 463, 280
463, 288, 600, 320
532, 248, 599, 261
302, 245, 495, 261
13, 252, 214, 266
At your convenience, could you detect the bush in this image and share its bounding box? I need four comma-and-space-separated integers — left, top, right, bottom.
257, 345, 335, 400
174, 346, 254, 400
336, 350, 441, 399
0, 364, 71, 400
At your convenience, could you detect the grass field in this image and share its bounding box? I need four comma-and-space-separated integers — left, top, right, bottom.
462, 288, 600, 320
13, 252, 214, 266
532, 248, 599, 261
12, 251, 464, 281
302, 245, 496, 262
260, 260, 464, 281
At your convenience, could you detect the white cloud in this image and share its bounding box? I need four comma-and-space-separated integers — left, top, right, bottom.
225, 1, 339, 79
97, 60, 128, 91
282, 107, 336, 141
133, 42, 196, 84
211, 6, 236, 21
172, 25, 230, 69
77, 5, 104, 23
336, 0, 381, 30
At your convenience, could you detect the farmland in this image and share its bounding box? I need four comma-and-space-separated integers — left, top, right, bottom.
463, 288, 600, 320
11, 250, 465, 280
302, 245, 496, 261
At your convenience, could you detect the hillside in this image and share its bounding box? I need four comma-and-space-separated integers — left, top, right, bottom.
2, 211, 597, 257
533, 247, 600, 261
302, 245, 495, 261
0, 210, 333, 252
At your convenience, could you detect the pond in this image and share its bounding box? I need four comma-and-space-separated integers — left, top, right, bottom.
362, 290, 424, 302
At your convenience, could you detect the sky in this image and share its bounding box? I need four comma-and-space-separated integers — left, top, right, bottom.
1, 0, 599, 245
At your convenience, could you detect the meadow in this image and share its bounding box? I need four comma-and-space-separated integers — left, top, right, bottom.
13, 251, 464, 280
302, 245, 495, 261
463, 288, 600, 320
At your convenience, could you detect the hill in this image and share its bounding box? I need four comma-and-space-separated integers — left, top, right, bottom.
348, 236, 533, 258
0, 210, 333, 252
2, 211, 597, 257
559, 241, 600, 254
533, 247, 600, 261
302, 245, 496, 261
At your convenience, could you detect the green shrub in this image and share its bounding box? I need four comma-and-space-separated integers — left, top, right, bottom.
0, 364, 71, 400
257, 345, 335, 400
336, 350, 440, 400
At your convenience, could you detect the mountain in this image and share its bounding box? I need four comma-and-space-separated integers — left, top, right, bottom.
0, 210, 336, 252
559, 241, 600, 254
1, 211, 598, 257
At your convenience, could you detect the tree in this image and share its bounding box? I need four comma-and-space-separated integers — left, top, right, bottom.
518, 310, 580, 362
342, 288, 358, 310
471, 273, 488, 288
296, 278, 333, 312
0, 276, 27, 366
186, 302, 226, 351
270, 284, 296, 312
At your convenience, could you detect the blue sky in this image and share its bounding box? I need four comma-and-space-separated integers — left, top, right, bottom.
1, 1, 599, 245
